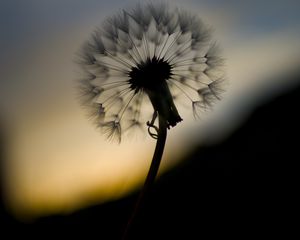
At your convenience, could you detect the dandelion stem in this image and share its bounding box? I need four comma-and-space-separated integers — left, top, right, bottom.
122, 114, 167, 240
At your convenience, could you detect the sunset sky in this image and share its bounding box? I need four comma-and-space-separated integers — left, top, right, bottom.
1, 0, 300, 219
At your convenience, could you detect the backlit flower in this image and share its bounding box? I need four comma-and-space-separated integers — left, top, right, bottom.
77, 2, 225, 142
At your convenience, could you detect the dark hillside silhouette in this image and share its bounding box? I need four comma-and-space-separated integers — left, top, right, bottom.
1, 71, 299, 239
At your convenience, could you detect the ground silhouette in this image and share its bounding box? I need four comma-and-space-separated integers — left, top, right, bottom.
1, 71, 299, 239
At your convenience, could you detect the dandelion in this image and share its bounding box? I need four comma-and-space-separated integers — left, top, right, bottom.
76, 2, 225, 238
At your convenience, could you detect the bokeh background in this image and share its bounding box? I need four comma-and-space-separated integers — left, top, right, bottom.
1, 0, 299, 238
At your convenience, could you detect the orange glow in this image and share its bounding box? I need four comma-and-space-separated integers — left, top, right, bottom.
3, 2, 300, 220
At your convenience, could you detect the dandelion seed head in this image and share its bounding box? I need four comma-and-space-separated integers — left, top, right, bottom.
77, 2, 225, 142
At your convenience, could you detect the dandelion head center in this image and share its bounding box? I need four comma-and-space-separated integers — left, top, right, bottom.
129, 57, 172, 92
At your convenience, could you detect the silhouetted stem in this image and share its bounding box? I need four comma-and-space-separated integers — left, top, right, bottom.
122, 114, 167, 240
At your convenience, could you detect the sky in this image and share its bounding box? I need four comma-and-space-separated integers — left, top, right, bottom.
1, 0, 300, 219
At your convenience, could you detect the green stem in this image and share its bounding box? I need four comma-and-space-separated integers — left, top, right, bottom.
122, 114, 167, 240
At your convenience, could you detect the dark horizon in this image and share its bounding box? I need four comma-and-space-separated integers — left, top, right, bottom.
1, 70, 299, 239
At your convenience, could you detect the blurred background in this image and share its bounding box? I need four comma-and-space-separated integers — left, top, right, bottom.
1, 0, 299, 238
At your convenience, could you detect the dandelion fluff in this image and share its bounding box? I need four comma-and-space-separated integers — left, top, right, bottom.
77, 2, 225, 142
